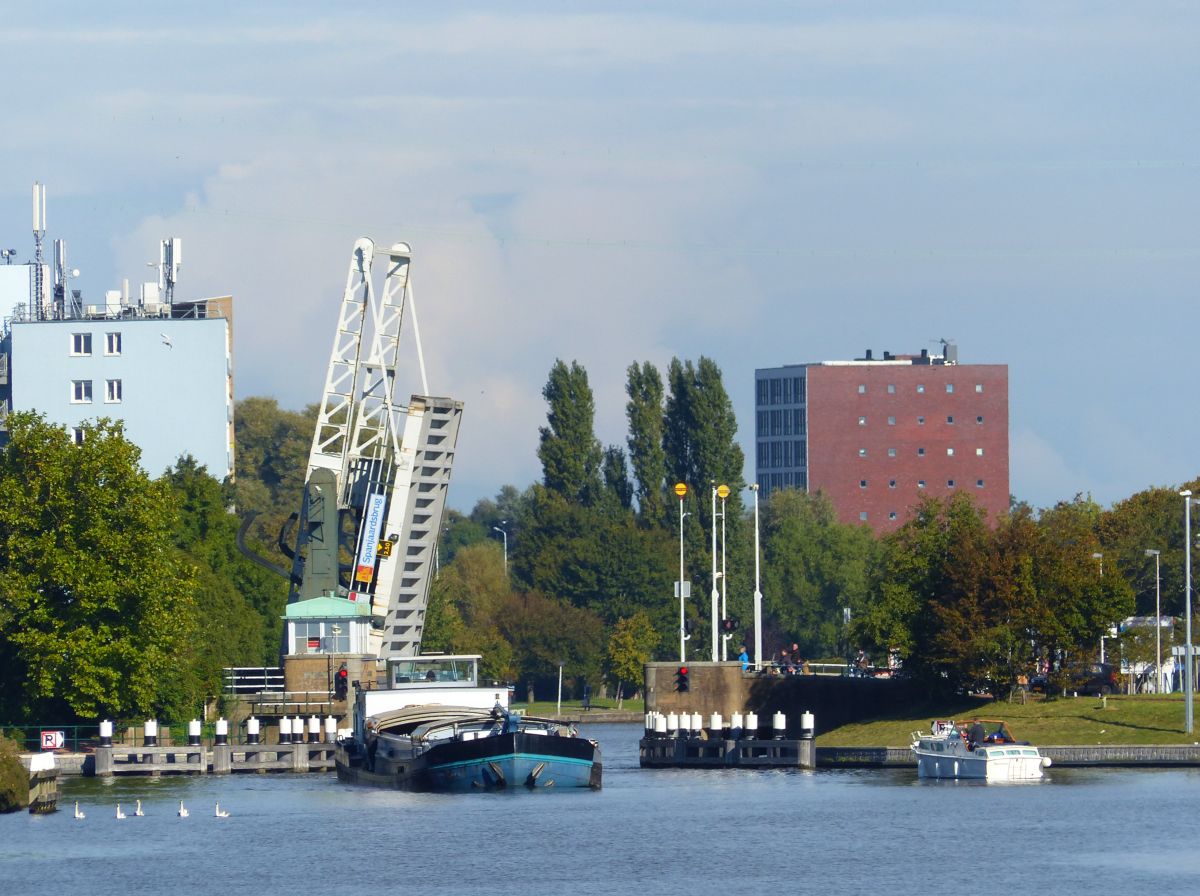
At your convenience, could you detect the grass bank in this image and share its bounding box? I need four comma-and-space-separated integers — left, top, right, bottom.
512, 698, 644, 718
818, 693, 1200, 747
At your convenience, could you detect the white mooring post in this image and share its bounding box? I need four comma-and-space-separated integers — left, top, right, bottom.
745, 712, 759, 739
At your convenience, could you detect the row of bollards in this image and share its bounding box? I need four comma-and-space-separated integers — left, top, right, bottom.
645, 709, 815, 741
97, 716, 341, 746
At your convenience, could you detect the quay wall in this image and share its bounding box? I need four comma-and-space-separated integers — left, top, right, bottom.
644, 661, 926, 736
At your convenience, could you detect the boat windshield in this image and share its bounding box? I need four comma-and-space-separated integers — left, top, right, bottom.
389, 655, 479, 687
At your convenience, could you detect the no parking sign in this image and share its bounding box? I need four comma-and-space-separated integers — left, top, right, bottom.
40, 730, 64, 750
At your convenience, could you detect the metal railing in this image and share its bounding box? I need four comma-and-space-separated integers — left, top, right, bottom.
2, 724, 98, 752
223, 666, 285, 695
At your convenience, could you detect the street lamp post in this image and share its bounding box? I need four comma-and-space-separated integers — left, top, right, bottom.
1183, 491, 1195, 734
719, 484, 729, 662
710, 483, 719, 663
675, 483, 688, 662
492, 523, 508, 576
1093, 552, 1106, 663
1145, 549, 1162, 693
750, 483, 762, 672
556, 662, 564, 716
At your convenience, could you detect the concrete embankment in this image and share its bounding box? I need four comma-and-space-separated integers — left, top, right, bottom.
817, 744, 1200, 768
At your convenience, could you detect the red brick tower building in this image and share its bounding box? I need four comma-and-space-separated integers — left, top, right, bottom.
754, 344, 1009, 533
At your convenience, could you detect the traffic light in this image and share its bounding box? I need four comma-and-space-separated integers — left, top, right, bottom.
721, 617, 740, 634
335, 664, 348, 700
674, 666, 690, 693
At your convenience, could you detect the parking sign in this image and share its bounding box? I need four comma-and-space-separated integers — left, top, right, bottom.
40, 730, 64, 750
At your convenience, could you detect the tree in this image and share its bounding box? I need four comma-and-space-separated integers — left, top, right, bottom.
162, 456, 285, 663
424, 542, 515, 681
601, 445, 634, 512
625, 361, 667, 526
498, 590, 605, 699
607, 611, 660, 707
664, 356, 748, 655
537, 360, 603, 505
0, 414, 199, 721
761, 489, 878, 658
1033, 496, 1134, 691
231, 397, 316, 569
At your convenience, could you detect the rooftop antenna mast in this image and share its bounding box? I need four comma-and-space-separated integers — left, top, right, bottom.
32, 182, 46, 320
160, 238, 181, 303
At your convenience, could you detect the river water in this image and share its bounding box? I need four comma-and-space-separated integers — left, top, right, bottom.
4, 722, 1199, 894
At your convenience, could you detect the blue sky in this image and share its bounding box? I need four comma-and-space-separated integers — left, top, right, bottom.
2, 3, 1197, 512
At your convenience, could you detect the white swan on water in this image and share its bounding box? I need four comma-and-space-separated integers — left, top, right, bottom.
134, 799, 145, 817
115, 803, 126, 820
214, 803, 230, 818
178, 800, 189, 817
73, 802, 84, 819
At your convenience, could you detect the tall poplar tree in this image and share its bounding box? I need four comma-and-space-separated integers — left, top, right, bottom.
537, 360, 603, 505
625, 361, 667, 526
663, 356, 748, 653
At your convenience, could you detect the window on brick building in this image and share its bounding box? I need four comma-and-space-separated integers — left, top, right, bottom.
918, 480, 926, 489
887, 384, 896, 394
977, 415, 984, 424
889, 512, 897, 521
917, 384, 925, 393
858, 384, 866, 394
947, 448, 955, 456
858, 416, 867, 426
946, 383, 955, 393
947, 415, 954, 424
975, 384, 983, 393
859, 480, 867, 489
948, 479, 956, 488
859, 511, 868, 521
858, 448, 867, 458
918, 416, 925, 425
888, 416, 895, 425
976, 448, 984, 456
888, 448, 897, 457
917, 447, 925, 457
977, 479, 985, 488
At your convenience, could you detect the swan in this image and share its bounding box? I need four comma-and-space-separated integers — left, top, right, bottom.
214, 802, 230, 818
115, 803, 126, 820
134, 799, 145, 817
178, 800, 189, 818
73, 802, 84, 820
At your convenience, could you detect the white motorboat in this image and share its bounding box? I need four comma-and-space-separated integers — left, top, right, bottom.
911, 719, 1050, 781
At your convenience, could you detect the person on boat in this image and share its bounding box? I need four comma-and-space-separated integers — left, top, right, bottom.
966, 721, 986, 748
738, 645, 750, 671
854, 649, 870, 676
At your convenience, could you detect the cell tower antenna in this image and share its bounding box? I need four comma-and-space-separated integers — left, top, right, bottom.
32, 182, 46, 320
160, 238, 182, 303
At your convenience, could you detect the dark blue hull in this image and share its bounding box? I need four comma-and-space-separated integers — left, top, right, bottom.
337, 731, 602, 792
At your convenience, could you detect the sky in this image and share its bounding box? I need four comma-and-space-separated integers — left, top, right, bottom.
2, 2, 1198, 514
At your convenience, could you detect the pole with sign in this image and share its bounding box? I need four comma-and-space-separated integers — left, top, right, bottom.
675, 482, 688, 661
717, 484, 730, 661
710, 483, 719, 662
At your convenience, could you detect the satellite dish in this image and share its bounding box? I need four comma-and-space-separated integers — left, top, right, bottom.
70, 268, 80, 278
